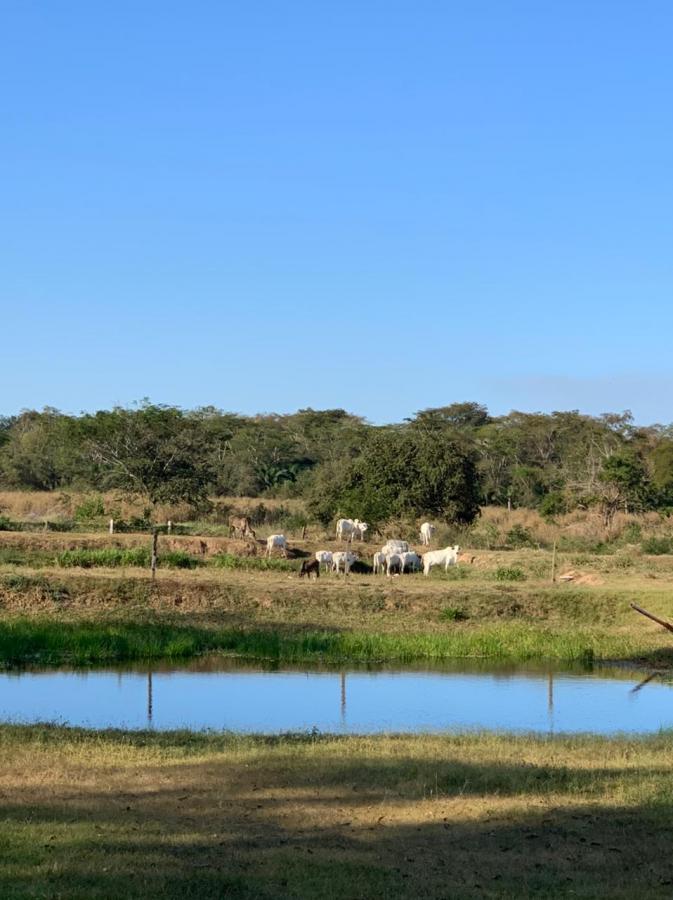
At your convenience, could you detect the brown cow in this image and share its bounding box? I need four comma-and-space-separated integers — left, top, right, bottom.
228, 515, 256, 540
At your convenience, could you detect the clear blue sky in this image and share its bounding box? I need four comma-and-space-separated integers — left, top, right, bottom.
3, 1, 673, 424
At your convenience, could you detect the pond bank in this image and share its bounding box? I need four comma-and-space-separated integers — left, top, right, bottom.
1, 568, 672, 668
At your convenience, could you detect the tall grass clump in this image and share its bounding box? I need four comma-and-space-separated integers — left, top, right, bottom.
56, 549, 202, 569
641, 537, 673, 555
211, 553, 296, 572
493, 566, 527, 582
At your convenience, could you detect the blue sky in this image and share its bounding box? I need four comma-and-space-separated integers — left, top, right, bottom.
3, 1, 673, 424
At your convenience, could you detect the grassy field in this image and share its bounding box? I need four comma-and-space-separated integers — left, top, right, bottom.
2, 531, 673, 667
2, 502, 673, 897
2, 725, 673, 898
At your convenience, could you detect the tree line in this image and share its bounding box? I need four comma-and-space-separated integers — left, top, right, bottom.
2, 402, 673, 527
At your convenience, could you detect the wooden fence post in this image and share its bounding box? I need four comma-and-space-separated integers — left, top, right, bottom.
109, 518, 114, 535
151, 527, 158, 580
551, 540, 557, 583
167, 520, 172, 534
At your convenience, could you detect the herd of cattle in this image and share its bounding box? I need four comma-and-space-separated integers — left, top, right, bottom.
304, 538, 460, 578
233, 515, 460, 579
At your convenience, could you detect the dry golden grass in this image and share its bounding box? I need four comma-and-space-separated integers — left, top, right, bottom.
2, 725, 673, 898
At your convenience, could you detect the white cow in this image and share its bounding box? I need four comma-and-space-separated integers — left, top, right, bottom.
420, 522, 436, 546
386, 552, 403, 576
266, 534, 288, 558
332, 551, 358, 574
372, 551, 387, 574
400, 551, 423, 573
336, 518, 369, 542
381, 539, 409, 555
315, 550, 333, 572
422, 545, 460, 576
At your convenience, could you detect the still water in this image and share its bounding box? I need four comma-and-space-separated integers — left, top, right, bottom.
0, 658, 670, 735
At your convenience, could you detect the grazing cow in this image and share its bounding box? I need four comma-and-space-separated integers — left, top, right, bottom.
336, 518, 369, 542
332, 551, 358, 574
228, 515, 256, 540
420, 522, 435, 546
400, 551, 423, 573
381, 539, 409, 555
266, 534, 288, 558
372, 551, 387, 574
299, 558, 320, 579
422, 545, 460, 576
386, 552, 403, 576
315, 550, 333, 572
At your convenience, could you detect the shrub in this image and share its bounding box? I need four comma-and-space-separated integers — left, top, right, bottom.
504, 525, 537, 549
641, 537, 673, 555
0, 515, 14, 531
539, 492, 566, 519
493, 566, 527, 582
74, 495, 106, 522
439, 606, 468, 622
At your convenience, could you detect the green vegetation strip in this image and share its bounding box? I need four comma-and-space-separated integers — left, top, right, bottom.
0, 546, 297, 571
0, 617, 636, 667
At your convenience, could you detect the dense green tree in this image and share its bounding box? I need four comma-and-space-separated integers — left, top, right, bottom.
306, 428, 480, 526
0, 409, 82, 490
597, 449, 650, 527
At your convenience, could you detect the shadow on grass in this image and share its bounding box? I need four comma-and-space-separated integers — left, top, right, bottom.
2, 729, 673, 897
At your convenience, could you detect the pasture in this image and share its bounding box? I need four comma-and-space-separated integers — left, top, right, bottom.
3, 726, 673, 898
2, 494, 673, 897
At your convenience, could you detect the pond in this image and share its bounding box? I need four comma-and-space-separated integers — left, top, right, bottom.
0, 658, 670, 735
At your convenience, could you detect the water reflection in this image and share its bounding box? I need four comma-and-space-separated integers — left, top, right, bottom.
0, 658, 671, 735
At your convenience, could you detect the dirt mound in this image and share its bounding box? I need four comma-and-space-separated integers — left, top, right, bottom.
558, 569, 604, 586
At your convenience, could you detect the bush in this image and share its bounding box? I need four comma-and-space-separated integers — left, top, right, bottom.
74, 495, 106, 522
539, 492, 566, 519
504, 525, 537, 549
493, 566, 527, 582
0, 515, 15, 531
641, 537, 673, 555
620, 522, 642, 543
439, 606, 468, 622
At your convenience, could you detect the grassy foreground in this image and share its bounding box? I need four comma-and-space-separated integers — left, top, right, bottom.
1, 725, 673, 899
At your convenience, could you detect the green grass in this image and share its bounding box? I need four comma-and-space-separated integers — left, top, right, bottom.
211, 552, 297, 572
56, 548, 202, 569
0, 616, 632, 667
3, 724, 673, 898
493, 566, 527, 581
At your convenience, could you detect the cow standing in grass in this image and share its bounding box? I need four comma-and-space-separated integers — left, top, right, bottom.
336, 519, 368, 542
422, 545, 460, 576
420, 522, 435, 545
266, 534, 288, 558
315, 550, 333, 572
299, 559, 320, 579
332, 551, 357, 574
228, 515, 256, 540
372, 551, 387, 574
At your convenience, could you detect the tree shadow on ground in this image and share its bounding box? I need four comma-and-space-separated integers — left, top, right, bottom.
3, 745, 673, 898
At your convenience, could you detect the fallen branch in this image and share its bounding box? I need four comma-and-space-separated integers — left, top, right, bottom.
630, 603, 673, 634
